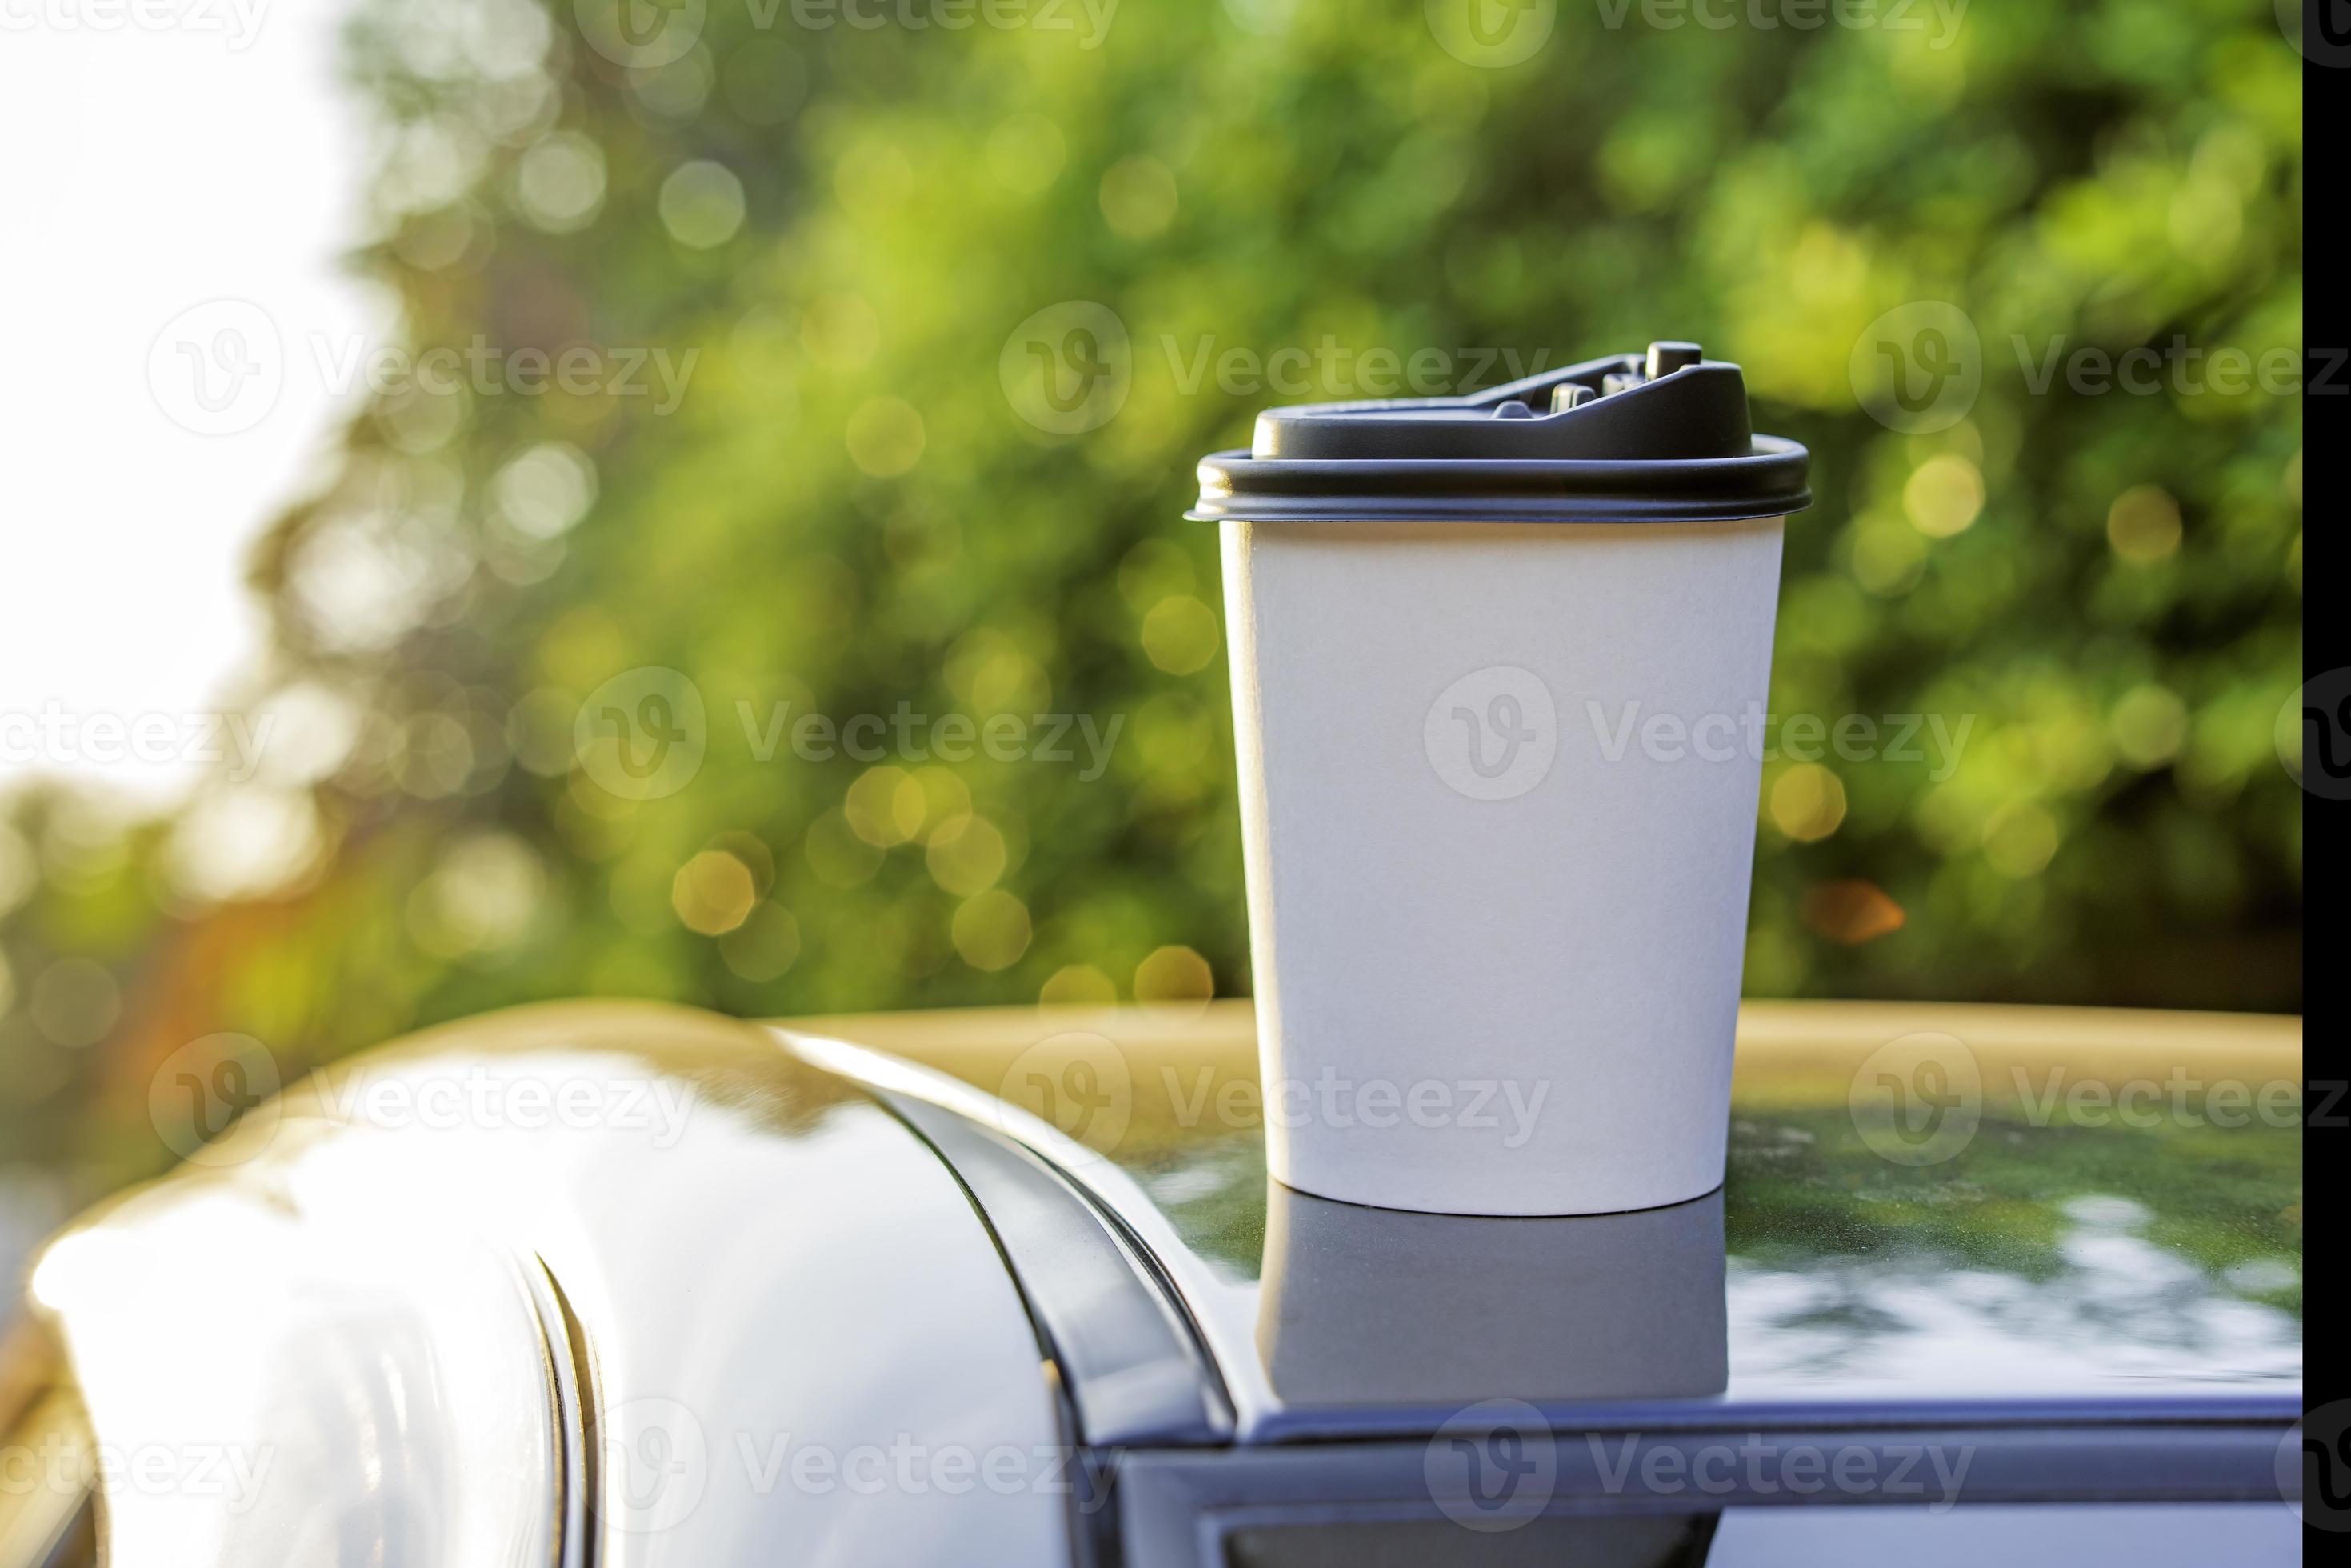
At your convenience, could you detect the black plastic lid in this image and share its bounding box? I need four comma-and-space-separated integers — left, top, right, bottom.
1186, 342, 1810, 525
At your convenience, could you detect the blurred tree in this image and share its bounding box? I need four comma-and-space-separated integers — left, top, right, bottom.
0, 0, 2304, 1193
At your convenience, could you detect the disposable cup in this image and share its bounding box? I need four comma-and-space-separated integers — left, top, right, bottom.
1189, 343, 1811, 1216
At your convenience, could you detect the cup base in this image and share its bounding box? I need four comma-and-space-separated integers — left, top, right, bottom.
1267, 1162, 1728, 1220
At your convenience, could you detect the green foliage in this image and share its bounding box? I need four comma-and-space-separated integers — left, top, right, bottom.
0, 0, 2305, 1188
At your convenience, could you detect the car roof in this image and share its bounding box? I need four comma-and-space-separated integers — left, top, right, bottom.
791, 1000, 2302, 1446
23, 996, 2300, 1561
31, 1003, 1079, 1568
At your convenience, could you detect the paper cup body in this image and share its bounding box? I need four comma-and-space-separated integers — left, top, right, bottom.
1222, 515, 1785, 1215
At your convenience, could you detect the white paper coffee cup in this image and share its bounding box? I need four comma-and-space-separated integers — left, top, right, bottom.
1191, 344, 1810, 1216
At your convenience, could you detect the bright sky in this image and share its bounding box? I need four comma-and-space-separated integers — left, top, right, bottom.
0, 2, 375, 802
